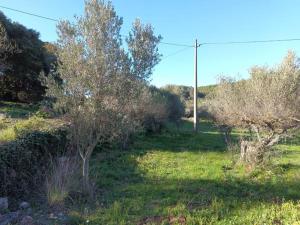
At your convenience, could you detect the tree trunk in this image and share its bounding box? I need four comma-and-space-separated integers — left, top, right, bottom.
82, 157, 90, 190
220, 126, 232, 145
240, 140, 264, 165
240, 140, 248, 162
224, 129, 232, 145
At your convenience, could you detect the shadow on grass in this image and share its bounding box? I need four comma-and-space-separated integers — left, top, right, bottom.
277, 163, 300, 171
112, 177, 300, 209
90, 164, 300, 223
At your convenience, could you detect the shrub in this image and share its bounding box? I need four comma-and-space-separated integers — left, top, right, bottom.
207, 51, 300, 166
0, 128, 67, 198
160, 89, 185, 125
131, 86, 185, 134
132, 86, 168, 133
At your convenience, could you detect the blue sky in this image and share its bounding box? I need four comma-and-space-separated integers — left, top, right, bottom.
1, 0, 300, 87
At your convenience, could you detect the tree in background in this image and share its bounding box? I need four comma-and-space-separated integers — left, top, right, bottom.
0, 11, 53, 102
162, 84, 216, 118
207, 51, 300, 166
46, 0, 162, 190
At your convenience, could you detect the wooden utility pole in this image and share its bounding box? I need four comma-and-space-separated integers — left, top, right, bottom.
194, 39, 198, 132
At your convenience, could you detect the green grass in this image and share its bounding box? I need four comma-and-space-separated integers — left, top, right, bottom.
0, 101, 64, 143
0, 101, 39, 118
68, 120, 300, 225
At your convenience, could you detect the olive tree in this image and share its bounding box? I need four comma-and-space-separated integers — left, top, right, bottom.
46, 0, 161, 188
207, 51, 300, 165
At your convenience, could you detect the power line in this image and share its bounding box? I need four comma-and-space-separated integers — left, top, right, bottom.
2, 5, 300, 49
200, 38, 300, 46
0, 5, 59, 22
0, 4, 195, 48
159, 41, 194, 48
161, 46, 192, 61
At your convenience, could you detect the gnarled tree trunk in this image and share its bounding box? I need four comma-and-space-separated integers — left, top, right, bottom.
240, 133, 282, 165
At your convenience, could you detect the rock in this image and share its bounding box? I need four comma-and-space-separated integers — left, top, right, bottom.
19, 202, 30, 210
20, 216, 33, 225
0, 211, 19, 225
0, 198, 8, 212
49, 213, 57, 219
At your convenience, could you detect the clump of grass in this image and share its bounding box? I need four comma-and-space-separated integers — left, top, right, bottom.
0, 126, 16, 142
46, 156, 79, 207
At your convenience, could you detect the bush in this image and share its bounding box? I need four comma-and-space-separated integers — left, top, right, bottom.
0, 129, 67, 198
160, 89, 185, 125
206, 51, 300, 165
134, 86, 184, 133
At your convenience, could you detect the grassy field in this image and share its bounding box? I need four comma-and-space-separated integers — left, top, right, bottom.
1, 102, 299, 224
68, 120, 300, 225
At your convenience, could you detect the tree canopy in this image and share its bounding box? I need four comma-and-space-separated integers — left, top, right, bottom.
0, 11, 54, 102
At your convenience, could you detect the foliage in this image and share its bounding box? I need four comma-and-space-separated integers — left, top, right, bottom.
162, 84, 216, 118
0, 11, 55, 102
0, 128, 67, 198
158, 88, 185, 125
66, 120, 300, 225
132, 86, 169, 134
126, 19, 162, 81
207, 51, 300, 165
126, 85, 184, 135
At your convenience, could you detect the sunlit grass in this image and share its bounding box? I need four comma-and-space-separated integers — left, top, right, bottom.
0, 116, 61, 143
